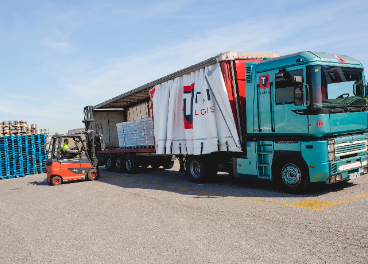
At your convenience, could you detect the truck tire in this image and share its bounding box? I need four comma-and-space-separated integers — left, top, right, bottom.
115, 155, 125, 173
86, 168, 99, 181
105, 155, 115, 172
187, 156, 213, 183
51, 175, 62, 186
275, 157, 309, 194
124, 154, 137, 174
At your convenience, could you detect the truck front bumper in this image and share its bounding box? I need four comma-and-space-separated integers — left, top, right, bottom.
308, 155, 368, 184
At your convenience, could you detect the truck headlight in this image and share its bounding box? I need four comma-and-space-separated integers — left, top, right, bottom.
328, 140, 335, 161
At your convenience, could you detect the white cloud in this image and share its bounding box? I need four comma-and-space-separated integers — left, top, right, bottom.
59, 0, 368, 107
2, 0, 367, 134
43, 38, 71, 52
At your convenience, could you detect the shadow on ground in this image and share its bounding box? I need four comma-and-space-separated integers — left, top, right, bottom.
97, 166, 357, 199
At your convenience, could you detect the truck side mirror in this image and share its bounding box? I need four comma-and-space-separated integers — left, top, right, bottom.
294, 86, 304, 106
293, 76, 303, 84
353, 83, 356, 95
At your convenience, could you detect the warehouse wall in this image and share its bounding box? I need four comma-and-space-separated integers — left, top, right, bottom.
127, 101, 152, 121
94, 111, 126, 148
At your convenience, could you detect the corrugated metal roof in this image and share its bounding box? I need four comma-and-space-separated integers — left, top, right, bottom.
94, 51, 279, 109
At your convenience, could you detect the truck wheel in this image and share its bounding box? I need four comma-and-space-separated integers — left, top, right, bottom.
87, 168, 99, 181
275, 158, 309, 194
124, 154, 137, 174
115, 155, 125, 173
106, 155, 115, 172
51, 175, 62, 186
187, 156, 213, 183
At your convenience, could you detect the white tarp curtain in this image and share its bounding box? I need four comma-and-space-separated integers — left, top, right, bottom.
150, 63, 241, 155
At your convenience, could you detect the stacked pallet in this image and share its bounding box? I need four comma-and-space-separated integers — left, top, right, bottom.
0, 134, 47, 180
116, 117, 154, 148
0, 120, 49, 137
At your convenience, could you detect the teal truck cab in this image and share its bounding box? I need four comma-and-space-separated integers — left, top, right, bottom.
235, 51, 368, 193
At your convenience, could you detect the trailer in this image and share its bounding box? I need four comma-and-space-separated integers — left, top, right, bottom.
93, 51, 368, 193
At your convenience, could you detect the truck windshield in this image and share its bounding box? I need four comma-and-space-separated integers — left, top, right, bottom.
307, 65, 366, 110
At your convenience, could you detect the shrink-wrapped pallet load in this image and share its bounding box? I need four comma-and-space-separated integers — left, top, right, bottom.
116, 117, 154, 148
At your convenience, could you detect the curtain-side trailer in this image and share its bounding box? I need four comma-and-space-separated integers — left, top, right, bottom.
94, 51, 368, 193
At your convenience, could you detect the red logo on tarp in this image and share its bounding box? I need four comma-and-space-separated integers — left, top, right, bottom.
183, 83, 195, 129
149, 87, 156, 98
327, 69, 343, 83
316, 120, 323, 127
259, 74, 270, 89
331, 54, 346, 63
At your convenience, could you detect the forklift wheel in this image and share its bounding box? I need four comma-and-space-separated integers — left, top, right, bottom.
87, 169, 99, 181
51, 175, 62, 186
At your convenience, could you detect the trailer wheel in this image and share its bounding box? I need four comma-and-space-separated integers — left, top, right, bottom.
115, 155, 125, 173
51, 175, 62, 186
87, 168, 99, 181
105, 155, 115, 172
187, 156, 213, 183
275, 157, 309, 194
124, 154, 137, 174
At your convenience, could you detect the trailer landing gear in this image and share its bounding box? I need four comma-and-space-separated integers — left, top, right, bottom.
178, 156, 185, 173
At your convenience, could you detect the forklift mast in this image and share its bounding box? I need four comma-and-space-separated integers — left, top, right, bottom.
83, 106, 105, 168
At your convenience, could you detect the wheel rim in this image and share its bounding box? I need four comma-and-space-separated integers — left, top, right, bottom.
107, 157, 112, 168
116, 159, 121, 170
190, 160, 201, 178
126, 157, 132, 171
91, 171, 97, 178
281, 163, 302, 187
54, 177, 60, 184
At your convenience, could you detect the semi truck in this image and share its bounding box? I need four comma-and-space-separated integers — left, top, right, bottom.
93, 51, 368, 193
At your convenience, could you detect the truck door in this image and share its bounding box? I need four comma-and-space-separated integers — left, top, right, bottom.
273, 66, 309, 135
256, 71, 274, 133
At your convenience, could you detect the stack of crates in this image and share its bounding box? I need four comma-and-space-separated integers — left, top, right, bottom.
123, 121, 138, 147
116, 123, 125, 148
116, 117, 154, 148
0, 134, 47, 180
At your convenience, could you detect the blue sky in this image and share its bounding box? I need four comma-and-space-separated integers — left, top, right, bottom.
1, 0, 367, 134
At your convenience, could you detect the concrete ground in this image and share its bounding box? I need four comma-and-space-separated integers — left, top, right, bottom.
0, 162, 367, 263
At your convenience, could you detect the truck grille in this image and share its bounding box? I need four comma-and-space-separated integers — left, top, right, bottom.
335, 140, 366, 157
246, 66, 252, 83
331, 163, 337, 173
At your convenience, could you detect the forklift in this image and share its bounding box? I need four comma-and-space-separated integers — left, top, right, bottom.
46, 106, 105, 185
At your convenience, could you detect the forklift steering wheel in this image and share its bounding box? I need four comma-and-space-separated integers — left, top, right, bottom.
337, 93, 349, 99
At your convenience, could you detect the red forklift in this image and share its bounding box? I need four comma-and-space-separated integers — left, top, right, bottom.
46, 106, 105, 185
